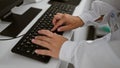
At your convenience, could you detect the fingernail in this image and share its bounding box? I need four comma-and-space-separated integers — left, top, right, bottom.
58, 28, 61, 31
38, 30, 41, 33
35, 50, 38, 53
35, 36, 38, 39
32, 39, 35, 42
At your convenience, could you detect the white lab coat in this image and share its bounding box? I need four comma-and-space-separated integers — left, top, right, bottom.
59, 1, 120, 68
101, 0, 120, 10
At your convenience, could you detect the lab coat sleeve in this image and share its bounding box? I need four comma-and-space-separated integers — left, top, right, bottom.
79, 0, 116, 26
59, 40, 88, 67
59, 35, 120, 68
59, 41, 83, 63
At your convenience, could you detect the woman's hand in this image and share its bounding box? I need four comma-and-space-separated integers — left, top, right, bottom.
32, 30, 68, 58
51, 13, 84, 32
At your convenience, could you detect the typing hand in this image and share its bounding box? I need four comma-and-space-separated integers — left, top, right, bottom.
32, 30, 68, 58
51, 13, 84, 32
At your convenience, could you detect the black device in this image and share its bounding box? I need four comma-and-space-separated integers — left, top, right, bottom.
0, 7, 41, 37
0, 0, 23, 37
11, 2, 76, 63
0, 0, 41, 37
48, 0, 81, 6
0, 0, 23, 18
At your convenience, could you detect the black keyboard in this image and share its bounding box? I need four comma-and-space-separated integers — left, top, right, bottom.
49, 0, 81, 6
11, 2, 75, 63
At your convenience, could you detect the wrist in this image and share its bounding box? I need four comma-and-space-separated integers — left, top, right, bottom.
75, 16, 84, 27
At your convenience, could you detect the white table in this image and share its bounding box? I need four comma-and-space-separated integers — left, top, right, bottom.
0, 0, 91, 68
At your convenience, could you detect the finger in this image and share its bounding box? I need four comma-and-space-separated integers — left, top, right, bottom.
52, 14, 63, 25
35, 50, 52, 56
35, 36, 53, 43
56, 13, 63, 15
32, 39, 52, 49
58, 25, 74, 31
52, 15, 58, 25
38, 30, 54, 38
51, 19, 65, 31
56, 13, 64, 17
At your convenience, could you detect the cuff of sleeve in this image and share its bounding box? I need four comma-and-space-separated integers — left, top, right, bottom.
78, 15, 88, 26
59, 41, 77, 63
78, 12, 100, 26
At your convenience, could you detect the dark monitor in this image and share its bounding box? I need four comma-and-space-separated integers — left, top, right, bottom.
0, 0, 40, 38
0, 0, 41, 37
0, 0, 23, 37
0, 0, 23, 19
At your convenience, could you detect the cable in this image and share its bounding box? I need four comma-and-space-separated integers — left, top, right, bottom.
0, 34, 25, 41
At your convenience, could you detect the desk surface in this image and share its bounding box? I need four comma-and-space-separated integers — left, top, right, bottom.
0, 0, 90, 68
